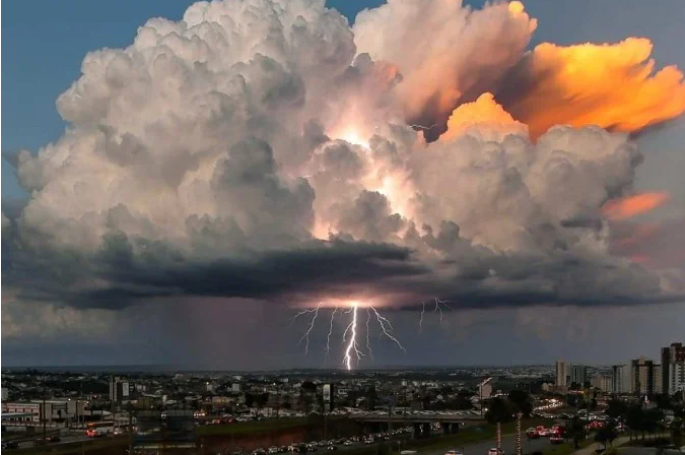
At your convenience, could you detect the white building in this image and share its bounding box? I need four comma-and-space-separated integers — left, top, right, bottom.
631, 357, 662, 395
611, 364, 632, 394
478, 378, 493, 399
591, 375, 612, 393
555, 361, 568, 387
571, 365, 588, 386
1, 400, 88, 427
669, 362, 685, 395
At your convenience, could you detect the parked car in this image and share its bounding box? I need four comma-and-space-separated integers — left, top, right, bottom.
488, 448, 505, 455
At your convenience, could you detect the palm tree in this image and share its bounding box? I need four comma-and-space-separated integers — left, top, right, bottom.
566, 416, 587, 449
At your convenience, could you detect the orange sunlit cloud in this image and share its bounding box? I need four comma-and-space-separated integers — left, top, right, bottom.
602, 192, 670, 221
441, 93, 528, 141
500, 38, 685, 139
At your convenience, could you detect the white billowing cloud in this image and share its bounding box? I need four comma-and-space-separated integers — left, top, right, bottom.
5, 0, 683, 315
411, 124, 639, 255
15, 0, 393, 254
353, 0, 536, 132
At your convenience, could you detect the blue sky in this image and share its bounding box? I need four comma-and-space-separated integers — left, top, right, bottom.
2, 0, 684, 367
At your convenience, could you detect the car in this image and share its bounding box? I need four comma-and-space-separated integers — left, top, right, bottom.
445, 450, 464, 455
343, 441, 353, 446
488, 448, 505, 455
327, 446, 337, 451
46, 436, 61, 443
2, 441, 20, 450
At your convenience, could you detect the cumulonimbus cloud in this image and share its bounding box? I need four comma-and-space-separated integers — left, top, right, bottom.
3, 0, 685, 316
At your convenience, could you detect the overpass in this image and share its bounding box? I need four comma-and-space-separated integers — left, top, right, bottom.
350, 412, 486, 438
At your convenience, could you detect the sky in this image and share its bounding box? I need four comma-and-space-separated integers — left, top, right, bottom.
2, 0, 685, 369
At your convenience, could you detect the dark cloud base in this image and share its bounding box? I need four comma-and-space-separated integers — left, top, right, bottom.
4, 226, 683, 312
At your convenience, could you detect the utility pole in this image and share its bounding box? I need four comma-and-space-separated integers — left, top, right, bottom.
496, 422, 501, 454
480, 375, 484, 419
516, 413, 523, 455
42, 388, 47, 442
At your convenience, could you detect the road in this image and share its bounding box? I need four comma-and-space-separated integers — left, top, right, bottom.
423, 434, 552, 455
13, 433, 96, 449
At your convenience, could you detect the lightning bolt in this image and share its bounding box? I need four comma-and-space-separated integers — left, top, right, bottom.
325, 307, 339, 361
292, 301, 406, 370
343, 303, 363, 370
433, 298, 444, 324
296, 302, 322, 355
365, 308, 375, 360
371, 307, 406, 352
409, 123, 438, 131
418, 301, 426, 333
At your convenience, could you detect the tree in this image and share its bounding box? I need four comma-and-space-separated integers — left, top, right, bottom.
301, 381, 317, 392
605, 399, 628, 421
485, 398, 514, 424
366, 386, 378, 411
626, 404, 646, 440
653, 394, 672, 410
643, 408, 665, 439
566, 416, 587, 449
508, 390, 533, 417
595, 422, 618, 449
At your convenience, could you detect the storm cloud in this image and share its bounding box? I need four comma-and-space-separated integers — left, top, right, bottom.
3, 0, 685, 326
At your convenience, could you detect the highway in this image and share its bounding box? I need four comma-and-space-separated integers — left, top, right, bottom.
422, 434, 553, 455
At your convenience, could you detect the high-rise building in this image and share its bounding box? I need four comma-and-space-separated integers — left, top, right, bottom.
611, 365, 632, 394
669, 362, 685, 395
631, 357, 662, 395
661, 342, 685, 395
571, 365, 587, 386
591, 375, 612, 393
555, 361, 568, 388
109, 377, 131, 407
